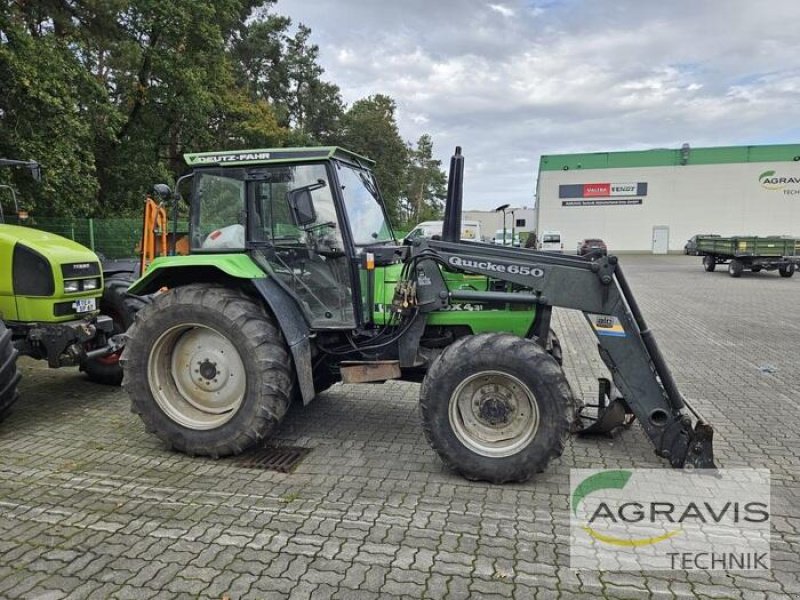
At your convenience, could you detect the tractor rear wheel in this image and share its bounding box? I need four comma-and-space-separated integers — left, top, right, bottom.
0, 321, 21, 421
702, 256, 716, 272
121, 284, 293, 457
546, 328, 563, 366
420, 333, 574, 483
83, 273, 150, 386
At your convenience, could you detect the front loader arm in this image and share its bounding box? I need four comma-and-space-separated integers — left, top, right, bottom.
411, 239, 715, 469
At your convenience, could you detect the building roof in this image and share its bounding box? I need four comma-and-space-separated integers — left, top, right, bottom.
539, 143, 800, 172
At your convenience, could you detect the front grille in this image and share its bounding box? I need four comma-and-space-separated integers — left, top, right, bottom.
13, 243, 54, 296
61, 262, 100, 278
53, 301, 76, 317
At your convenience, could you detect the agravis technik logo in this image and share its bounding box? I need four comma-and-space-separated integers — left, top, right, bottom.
571, 470, 681, 547
759, 170, 800, 193
570, 469, 771, 571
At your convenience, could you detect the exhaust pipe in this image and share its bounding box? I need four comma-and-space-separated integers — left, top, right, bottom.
442, 146, 464, 242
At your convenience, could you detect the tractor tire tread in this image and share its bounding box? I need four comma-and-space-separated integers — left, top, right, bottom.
420, 333, 574, 484
0, 323, 21, 421
84, 274, 152, 386
122, 284, 292, 458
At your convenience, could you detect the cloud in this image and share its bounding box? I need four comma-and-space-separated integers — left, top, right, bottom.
489, 4, 515, 17
276, 0, 800, 209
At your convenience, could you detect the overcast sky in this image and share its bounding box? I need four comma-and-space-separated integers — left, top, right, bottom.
277, 0, 800, 211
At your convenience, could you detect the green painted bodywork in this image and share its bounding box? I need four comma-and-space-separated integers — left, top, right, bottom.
373, 264, 536, 337
540, 143, 800, 172
134, 252, 536, 336
0, 224, 102, 323
128, 253, 266, 294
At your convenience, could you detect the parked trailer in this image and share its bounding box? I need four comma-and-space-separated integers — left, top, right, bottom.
696, 235, 800, 278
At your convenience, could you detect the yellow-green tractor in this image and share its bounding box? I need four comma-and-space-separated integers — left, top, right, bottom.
0, 159, 140, 418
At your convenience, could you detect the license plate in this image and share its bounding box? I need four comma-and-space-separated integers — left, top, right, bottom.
72, 298, 97, 313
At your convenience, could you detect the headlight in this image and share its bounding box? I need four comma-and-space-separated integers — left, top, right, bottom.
82, 278, 100, 291
64, 280, 80, 293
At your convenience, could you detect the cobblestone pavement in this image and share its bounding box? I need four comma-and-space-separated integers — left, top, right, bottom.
1, 255, 798, 599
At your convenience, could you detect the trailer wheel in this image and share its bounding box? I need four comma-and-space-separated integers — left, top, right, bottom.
0, 321, 21, 421
779, 264, 795, 278
121, 284, 293, 457
702, 256, 716, 272
728, 259, 743, 278
420, 333, 574, 483
83, 274, 151, 386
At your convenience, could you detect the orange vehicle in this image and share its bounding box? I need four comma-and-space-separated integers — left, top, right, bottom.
139, 192, 189, 275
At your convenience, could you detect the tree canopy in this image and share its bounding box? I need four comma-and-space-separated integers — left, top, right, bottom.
0, 0, 445, 228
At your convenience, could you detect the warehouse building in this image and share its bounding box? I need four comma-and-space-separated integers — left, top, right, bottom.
534, 143, 800, 253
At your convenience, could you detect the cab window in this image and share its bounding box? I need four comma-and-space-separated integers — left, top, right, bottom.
192, 169, 247, 251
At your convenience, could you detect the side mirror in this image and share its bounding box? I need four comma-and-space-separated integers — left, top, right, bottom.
152, 183, 173, 201
288, 188, 317, 227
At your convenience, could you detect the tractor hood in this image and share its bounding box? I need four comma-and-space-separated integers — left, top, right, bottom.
0, 224, 100, 264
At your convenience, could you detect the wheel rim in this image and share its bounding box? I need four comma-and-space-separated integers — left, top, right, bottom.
448, 370, 539, 458
148, 323, 246, 430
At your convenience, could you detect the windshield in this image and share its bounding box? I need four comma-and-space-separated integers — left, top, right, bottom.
336, 162, 393, 246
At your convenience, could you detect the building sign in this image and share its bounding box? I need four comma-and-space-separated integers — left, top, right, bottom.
759, 170, 800, 195
559, 182, 648, 206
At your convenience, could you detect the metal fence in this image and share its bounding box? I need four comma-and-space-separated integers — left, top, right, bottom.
6, 217, 142, 259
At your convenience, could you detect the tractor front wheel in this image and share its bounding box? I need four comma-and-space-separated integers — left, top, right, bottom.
121, 284, 293, 457
83, 273, 150, 386
420, 333, 574, 483
0, 321, 21, 421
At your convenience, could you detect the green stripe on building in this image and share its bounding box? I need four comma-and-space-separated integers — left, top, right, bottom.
539, 143, 800, 171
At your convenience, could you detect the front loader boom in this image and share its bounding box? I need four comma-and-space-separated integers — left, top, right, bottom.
410, 238, 715, 469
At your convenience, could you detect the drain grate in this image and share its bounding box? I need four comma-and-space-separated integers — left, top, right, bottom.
232, 445, 311, 473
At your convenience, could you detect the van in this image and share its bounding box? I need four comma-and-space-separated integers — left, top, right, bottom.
540, 230, 563, 252
404, 220, 482, 243
492, 229, 521, 247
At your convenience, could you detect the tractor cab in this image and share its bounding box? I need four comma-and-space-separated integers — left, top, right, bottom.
0, 159, 40, 224
175, 148, 399, 330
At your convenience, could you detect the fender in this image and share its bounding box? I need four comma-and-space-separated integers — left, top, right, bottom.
250, 277, 315, 405
127, 253, 316, 405
127, 254, 265, 294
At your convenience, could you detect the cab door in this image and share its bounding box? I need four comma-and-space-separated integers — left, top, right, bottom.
244, 164, 357, 329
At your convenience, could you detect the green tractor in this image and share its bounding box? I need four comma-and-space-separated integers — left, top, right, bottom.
0, 159, 138, 419
122, 146, 715, 483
